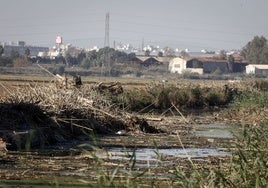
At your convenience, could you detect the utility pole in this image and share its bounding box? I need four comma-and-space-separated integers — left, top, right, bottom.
104, 13, 110, 47
142, 38, 144, 51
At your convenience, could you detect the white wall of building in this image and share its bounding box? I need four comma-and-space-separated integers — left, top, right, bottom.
246, 64, 268, 76
169, 57, 187, 74
245, 64, 256, 74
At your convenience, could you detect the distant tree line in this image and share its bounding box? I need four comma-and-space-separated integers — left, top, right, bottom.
0, 46, 137, 69
2, 36, 267, 69
78, 47, 136, 69
0, 46, 33, 67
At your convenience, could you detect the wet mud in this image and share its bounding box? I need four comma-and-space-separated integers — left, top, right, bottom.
0, 115, 239, 186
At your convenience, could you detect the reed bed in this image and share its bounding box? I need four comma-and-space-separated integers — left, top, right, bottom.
116, 80, 249, 112
1, 78, 268, 186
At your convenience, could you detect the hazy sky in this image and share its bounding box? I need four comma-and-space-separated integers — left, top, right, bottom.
0, 0, 267, 51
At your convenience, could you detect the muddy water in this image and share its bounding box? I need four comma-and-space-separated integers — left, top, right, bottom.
0, 121, 238, 186
72, 121, 235, 170
94, 147, 229, 161
89, 122, 233, 166
193, 122, 235, 139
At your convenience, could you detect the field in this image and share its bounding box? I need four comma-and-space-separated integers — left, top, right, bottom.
0, 74, 268, 187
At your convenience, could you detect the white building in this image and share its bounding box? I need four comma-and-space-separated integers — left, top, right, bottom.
169, 57, 187, 74
169, 57, 203, 74
246, 64, 268, 76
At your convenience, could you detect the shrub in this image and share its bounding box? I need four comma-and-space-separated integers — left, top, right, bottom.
48, 65, 65, 75
253, 80, 268, 91
113, 83, 234, 112
123, 89, 153, 111
205, 88, 226, 106
0, 57, 12, 66
13, 57, 32, 67
188, 86, 204, 107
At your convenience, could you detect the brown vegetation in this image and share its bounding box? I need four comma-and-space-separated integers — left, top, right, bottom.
12, 57, 32, 67
0, 79, 164, 150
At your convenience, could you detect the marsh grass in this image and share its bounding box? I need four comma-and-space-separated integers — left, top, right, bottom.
91, 122, 266, 187
116, 82, 236, 112
1, 78, 268, 187
229, 123, 268, 187
79, 82, 268, 187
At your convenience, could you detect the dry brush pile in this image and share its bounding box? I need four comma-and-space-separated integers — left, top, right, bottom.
0, 82, 162, 150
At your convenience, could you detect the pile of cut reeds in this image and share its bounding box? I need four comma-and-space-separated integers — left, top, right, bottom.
0, 81, 163, 149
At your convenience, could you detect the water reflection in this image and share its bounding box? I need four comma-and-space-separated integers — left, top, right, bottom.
193, 122, 235, 139
94, 147, 230, 161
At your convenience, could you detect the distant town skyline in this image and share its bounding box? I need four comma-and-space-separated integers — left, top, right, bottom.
0, 0, 268, 51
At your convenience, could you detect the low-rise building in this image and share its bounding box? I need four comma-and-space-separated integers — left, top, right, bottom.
169, 56, 247, 75
1, 41, 48, 57
246, 64, 268, 76
168, 57, 203, 74
135, 56, 162, 67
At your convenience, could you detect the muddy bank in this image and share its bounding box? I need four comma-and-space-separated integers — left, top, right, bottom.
0, 118, 235, 186
0, 101, 236, 151
0, 148, 229, 187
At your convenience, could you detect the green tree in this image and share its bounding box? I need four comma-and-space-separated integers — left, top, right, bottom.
180, 50, 189, 57
81, 57, 91, 69
9, 49, 19, 60
163, 47, 175, 57
0, 57, 12, 66
219, 50, 227, 60
77, 51, 86, 64
85, 50, 98, 67
127, 53, 136, 60
145, 49, 150, 56
158, 51, 163, 57
64, 52, 72, 67
24, 48, 30, 57
0, 45, 4, 56
87, 50, 97, 60
241, 36, 268, 64
227, 55, 235, 73
113, 50, 128, 63
54, 55, 66, 64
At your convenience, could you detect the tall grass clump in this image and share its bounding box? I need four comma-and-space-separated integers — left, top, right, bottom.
81, 120, 268, 187
232, 89, 268, 109
253, 79, 268, 91
228, 80, 268, 124
226, 122, 268, 187
122, 88, 154, 111
166, 122, 268, 187
211, 80, 268, 187
117, 83, 236, 112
